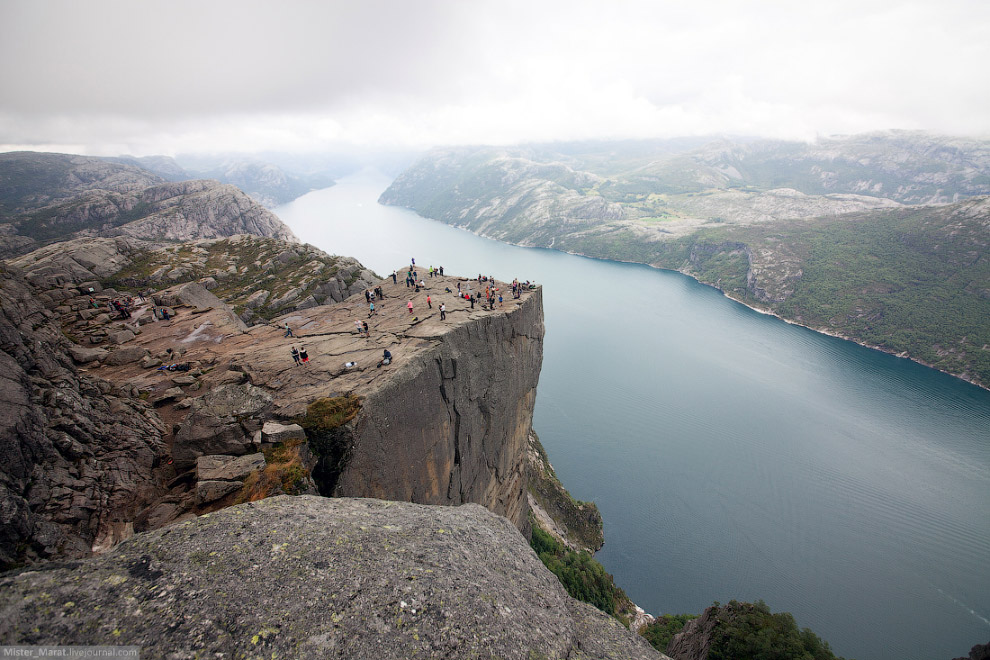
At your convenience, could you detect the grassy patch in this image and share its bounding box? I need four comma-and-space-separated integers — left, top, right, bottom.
639, 614, 698, 652
297, 396, 362, 495
530, 524, 632, 626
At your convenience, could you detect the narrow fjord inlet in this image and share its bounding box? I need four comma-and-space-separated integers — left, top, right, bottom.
278, 172, 990, 660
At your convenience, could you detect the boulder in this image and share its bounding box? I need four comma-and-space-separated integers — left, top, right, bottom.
67, 344, 108, 364
261, 421, 306, 445
152, 387, 184, 405
109, 329, 135, 344
104, 346, 150, 366
195, 480, 242, 504
295, 294, 319, 310
196, 453, 266, 482
244, 289, 270, 309
171, 383, 273, 469
0, 497, 662, 660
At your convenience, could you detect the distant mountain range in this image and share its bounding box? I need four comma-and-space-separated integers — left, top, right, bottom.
0, 152, 296, 258
380, 131, 990, 388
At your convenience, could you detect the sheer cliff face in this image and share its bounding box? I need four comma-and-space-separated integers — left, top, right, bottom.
0, 266, 166, 569
335, 288, 544, 530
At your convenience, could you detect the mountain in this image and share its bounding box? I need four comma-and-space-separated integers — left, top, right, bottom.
175, 154, 338, 208
380, 132, 990, 388
0, 152, 296, 258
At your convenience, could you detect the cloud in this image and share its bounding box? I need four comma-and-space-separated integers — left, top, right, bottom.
1, 0, 988, 155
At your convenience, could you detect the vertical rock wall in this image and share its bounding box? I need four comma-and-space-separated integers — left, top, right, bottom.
333, 289, 544, 530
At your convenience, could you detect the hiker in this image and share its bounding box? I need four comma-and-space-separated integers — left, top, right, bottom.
369, 301, 375, 316
457, 282, 461, 293
411, 257, 415, 265
439, 266, 444, 276
470, 295, 475, 309
440, 303, 446, 321
290, 346, 301, 366
299, 347, 309, 363
427, 295, 432, 309
383, 349, 392, 364
365, 290, 371, 303
498, 294, 503, 307
284, 322, 293, 338
429, 266, 434, 278
362, 321, 370, 336
445, 287, 452, 293
89, 298, 98, 309
355, 320, 363, 335
162, 308, 170, 321
407, 301, 414, 313
392, 271, 397, 284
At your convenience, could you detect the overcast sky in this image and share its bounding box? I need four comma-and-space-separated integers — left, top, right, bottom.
1, 0, 988, 156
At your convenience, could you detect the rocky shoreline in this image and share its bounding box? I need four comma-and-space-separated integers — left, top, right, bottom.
545, 244, 990, 392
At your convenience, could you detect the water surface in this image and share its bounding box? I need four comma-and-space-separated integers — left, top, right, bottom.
277, 171, 990, 660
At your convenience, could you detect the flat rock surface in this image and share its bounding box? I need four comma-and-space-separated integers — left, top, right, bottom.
100, 269, 537, 418
0, 496, 661, 660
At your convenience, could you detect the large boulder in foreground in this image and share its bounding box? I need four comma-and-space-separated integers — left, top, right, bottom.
0, 496, 660, 660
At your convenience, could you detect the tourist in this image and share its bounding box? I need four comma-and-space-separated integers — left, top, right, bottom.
290, 346, 301, 366
362, 321, 370, 336
427, 295, 432, 309
369, 301, 375, 316
392, 270, 397, 284
284, 322, 293, 338
383, 349, 391, 364
407, 300, 414, 313
440, 303, 446, 321
439, 266, 444, 276
299, 347, 309, 363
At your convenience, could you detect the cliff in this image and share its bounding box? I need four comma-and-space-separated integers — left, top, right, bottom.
0, 496, 662, 659
0, 251, 542, 565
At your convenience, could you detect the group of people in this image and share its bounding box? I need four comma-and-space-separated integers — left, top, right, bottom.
282, 259, 533, 371
111, 298, 133, 319
290, 346, 309, 365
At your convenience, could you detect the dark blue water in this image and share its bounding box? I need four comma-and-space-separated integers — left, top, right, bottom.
277, 171, 990, 660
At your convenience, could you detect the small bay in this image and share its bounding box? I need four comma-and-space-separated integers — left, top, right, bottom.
277, 170, 990, 660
